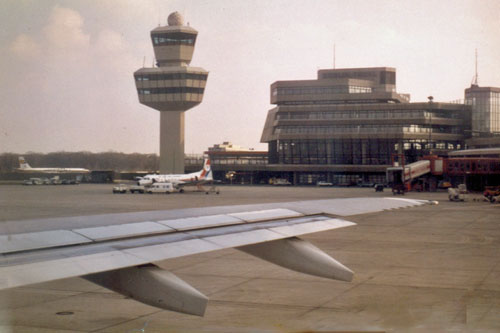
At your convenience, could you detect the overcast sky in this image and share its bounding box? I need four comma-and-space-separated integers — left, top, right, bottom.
1, 0, 499, 155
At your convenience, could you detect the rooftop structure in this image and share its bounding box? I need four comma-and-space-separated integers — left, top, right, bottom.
465, 85, 500, 135
134, 12, 208, 173
208, 142, 256, 152
270, 67, 410, 105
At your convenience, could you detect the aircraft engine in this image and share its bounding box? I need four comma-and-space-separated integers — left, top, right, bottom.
138, 178, 153, 186
238, 237, 353, 282
84, 264, 208, 316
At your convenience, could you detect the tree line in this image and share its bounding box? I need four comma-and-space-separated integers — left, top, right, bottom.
0, 152, 160, 172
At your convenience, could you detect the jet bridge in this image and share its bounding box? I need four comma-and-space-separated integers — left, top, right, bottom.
386, 160, 431, 194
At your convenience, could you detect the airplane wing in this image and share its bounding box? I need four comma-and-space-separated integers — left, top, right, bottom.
0, 197, 436, 316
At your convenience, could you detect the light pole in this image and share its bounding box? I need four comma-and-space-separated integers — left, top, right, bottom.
427, 96, 434, 155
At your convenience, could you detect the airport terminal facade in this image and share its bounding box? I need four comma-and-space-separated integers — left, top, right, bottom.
260, 67, 471, 185
128, 12, 497, 185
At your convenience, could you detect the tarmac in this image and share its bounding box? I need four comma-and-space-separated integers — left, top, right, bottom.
0, 184, 499, 332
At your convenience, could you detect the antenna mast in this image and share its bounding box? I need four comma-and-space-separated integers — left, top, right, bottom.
157, 0, 161, 26
472, 48, 479, 86
333, 43, 336, 69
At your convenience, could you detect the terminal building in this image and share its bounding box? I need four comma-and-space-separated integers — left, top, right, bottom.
260, 67, 471, 185
466, 85, 500, 134
465, 84, 500, 149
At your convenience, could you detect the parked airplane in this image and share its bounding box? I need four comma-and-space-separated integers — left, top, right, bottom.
137, 158, 213, 191
17, 156, 90, 173
0, 197, 437, 316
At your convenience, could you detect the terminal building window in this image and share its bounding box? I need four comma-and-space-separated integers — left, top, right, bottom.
467, 91, 500, 133
272, 85, 372, 96
379, 71, 396, 85
275, 139, 396, 165
269, 139, 463, 166
275, 110, 462, 121
210, 157, 267, 165
274, 124, 461, 135
294, 173, 386, 186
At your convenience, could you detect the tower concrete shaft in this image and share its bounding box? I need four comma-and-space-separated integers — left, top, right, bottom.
134, 11, 208, 173
160, 111, 184, 174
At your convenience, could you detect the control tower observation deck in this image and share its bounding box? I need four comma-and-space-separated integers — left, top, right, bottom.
134, 12, 208, 173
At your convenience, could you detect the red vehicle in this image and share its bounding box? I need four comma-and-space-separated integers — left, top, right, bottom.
483, 186, 500, 202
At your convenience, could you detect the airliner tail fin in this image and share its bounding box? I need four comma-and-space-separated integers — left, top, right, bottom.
200, 158, 213, 181
18, 157, 31, 169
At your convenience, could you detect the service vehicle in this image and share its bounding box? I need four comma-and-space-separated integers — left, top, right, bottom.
50, 176, 62, 185
448, 184, 467, 202
272, 178, 292, 186
484, 186, 500, 203
25, 178, 44, 185
129, 185, 146, 194
112, 184, 128, 194
146, 182, 175, 194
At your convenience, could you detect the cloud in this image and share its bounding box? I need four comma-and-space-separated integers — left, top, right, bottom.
9, 34, 41, 58
1, 5, 151, 154
92, 29, 138, 74
6, 5, 138, 87
43, 5, 90, 52
6, 6, 92, 69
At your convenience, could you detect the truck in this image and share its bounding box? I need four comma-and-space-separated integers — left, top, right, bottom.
272, 178, 292, 186
483, 186, 500, 203
24, 178, 44, 185
146, 182, 175, 194
129, 185, 146, 194
448, 184, 467, 202
112, 184, 128, 194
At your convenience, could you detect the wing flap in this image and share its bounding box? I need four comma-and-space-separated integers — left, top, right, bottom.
157, 214, 243, 231
0, 230, 92, 254
73, 221, 173, 241
228, 208, 303, 222
288, 197, 428, 216
204, 229, 284, 248
269, 219, 356, 237
1, 250, 144, 289
123, 238, 222, 262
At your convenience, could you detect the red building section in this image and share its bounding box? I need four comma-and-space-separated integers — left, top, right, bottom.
388, 155, 500, 193
444, 158, 500, 175
426, 157, 500, 176
425, 156, 500, 191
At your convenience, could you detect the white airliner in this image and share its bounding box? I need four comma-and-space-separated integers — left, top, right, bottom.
137, 158, 213, 190
17, 156, 90, 173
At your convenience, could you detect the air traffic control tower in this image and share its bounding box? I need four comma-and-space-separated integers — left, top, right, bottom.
134, 12, 208, 173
